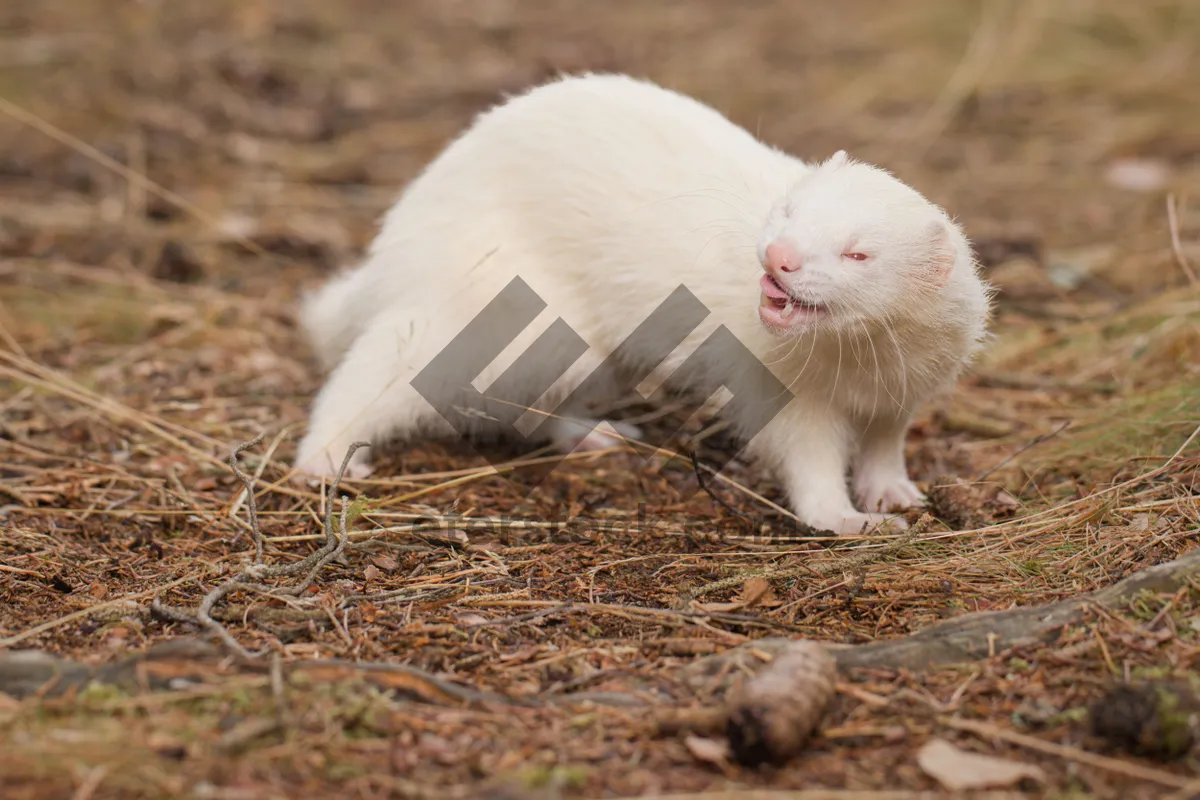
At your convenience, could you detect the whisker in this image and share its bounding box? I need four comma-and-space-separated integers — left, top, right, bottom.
878, 311, 913, 414
762, 333, 804, 366
855, 320, 883, 426
827, 328, 844, 414
783, 333, 820, 396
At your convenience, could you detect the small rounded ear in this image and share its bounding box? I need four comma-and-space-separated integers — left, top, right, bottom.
925, 220, 956, 286
828, 150, 850, 168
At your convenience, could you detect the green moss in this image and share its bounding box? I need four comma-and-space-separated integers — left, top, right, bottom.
343, 494, 372, 528
324, 760, 367, 781
1025, 378, 1200, 480
517, 765, 590, 791
1017, 560, 1045, 577
569, 713, 597, 729
228, 688, 254, 713
1131, 665, 1173, 682
3, 285, 155, 346
1152, 684, 1197, 757
1052, 706, 1090, 726
78, 682, 130, 706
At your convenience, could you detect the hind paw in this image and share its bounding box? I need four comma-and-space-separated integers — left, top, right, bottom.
854, 473, 926, 514
292, 441, 374, 484
548, 418, 642, 454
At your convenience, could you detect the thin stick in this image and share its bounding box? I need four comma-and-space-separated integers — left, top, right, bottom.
976, 420, 1072, 481
152, 439, 370, 662
689, 448, 825, 538
0, 574, 197, 648
0, 94, 286, 265
942, 716, 1192, 789
693, 515, 929, 598
0, 297, 29, 358
1166, 193, 1198, 288
229, 433, 268, 564
0, 563, 43, 576
229, 426, 293, 520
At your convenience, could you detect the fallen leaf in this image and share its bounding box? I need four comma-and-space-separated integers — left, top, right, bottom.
994, 490, 1021, 508
146, 731, 187, 758
363, 564, 381, 583
1105, 157, 1169, 192
0, 692, 20, 717
917, 738, 1045, 790
740, 577, 781, 609
684, 734, 731, 768
372, 555, 399, 571
692, 601, 744, 613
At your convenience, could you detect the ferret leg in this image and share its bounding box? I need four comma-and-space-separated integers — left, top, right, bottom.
851, 416, 926, 514
293, 318, 447, 481
540, 415, 643, 453
754, 410, 905, 535
525, 363, 642, 454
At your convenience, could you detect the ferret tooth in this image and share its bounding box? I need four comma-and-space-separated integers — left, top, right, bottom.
782, 301, 795, 318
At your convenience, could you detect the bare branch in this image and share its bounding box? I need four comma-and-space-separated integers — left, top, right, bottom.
229, 432, 267, 565
150, 438, 371, 663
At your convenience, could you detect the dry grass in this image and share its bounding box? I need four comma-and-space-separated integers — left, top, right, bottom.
1, 0, 1199, 797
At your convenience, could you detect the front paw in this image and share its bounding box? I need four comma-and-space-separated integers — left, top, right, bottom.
292, 441, 374, 484
854, 473, 927, 514
814, 510, 908, 536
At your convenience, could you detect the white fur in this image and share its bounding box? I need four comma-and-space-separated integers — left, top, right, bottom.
293, 73, 992, 535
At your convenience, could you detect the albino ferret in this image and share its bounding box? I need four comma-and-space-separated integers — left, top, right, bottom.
293, 73, 991, 535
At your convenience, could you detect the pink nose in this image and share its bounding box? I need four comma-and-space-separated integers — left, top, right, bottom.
765, 242, 801, 274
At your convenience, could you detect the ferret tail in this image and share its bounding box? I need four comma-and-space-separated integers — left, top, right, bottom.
299, 268, 370, 372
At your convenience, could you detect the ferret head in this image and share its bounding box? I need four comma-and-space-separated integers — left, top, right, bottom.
756, 150, 971, 335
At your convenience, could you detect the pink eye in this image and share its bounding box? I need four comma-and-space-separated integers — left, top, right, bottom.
843, 252, 869, 261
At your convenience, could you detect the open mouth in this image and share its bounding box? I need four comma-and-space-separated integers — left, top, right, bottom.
758, 274, 828, 327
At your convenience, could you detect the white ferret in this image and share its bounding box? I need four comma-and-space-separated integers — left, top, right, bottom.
293, 73, 991, 535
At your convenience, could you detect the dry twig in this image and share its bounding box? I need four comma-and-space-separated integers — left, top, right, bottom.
693, 514, 933, 598
150, 436, 370, 661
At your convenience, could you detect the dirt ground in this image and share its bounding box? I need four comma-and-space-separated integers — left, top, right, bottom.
1, 0, 1199, 797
